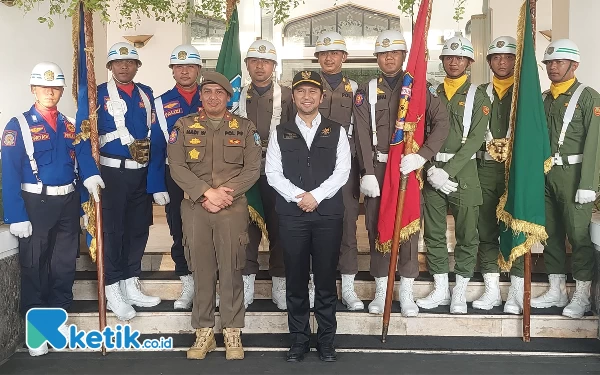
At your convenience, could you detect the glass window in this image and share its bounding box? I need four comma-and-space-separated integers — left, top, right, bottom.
285, 18, 311, 46
312, 12, 336, 44
191, 16, 226, 45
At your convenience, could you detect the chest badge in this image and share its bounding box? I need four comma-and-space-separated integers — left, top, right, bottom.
321, 127, 331, 136
189, 122, 205, 129
229, 118, 239, 129
376, 87, 385, 95
189, 148, 200, 160
229, 139, 241, 145
345, 82, 353, 93
189, 138, 201, 145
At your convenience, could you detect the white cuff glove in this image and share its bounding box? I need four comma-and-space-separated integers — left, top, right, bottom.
575, 189, 596, 204
82, 215, 89, 230
153, 192, 171, 206
427, 166, 450, 190
83, 175, 105, 203
10, 221, 32, 239
360, 175, 380, 198
400, 153, 427, 175
439, 180, 459, 195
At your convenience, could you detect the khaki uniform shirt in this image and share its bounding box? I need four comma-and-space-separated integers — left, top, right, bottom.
353, 74, 451, 177
319, 73, 357, 155
543, 80, 600, 191
167, 109, 261, 202
242, 83, 294, 143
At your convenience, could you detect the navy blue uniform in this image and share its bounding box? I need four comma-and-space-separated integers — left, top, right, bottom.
97, 82, 165, 286
154, 86, 202, 276
1, 105, 99, 315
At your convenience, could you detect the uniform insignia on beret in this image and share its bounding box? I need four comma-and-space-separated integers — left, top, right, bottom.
44, 70, 55, 81
594, 107, 600, 117
119, 47, 129, 55
189, 148, 200, 159
258, 45, 267, 53
189, 138, 201, 145
345, 82, 353, 93
228, 139, 242, 145
382, 38, 391, 48
189, 122, 205, 129
546, 47, 554, 55
323, 37, 331, 46
301, 71, 311, 80
2, 130, 16, 147
168, 129, 178, 144
451, 42, 459, 50
178, 51, 187, 60
483, 105, 490, 115
321, 127, 331, 136
496, 40, 505, 48
253, 131, 261, 146
229, 118, 239, 129
354, 91, 365, 107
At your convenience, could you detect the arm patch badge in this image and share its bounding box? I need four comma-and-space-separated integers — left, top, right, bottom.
2, 130, 16, 147
168, 129, 178, 144
354, 90, 365, 107
253, 130, 261, 146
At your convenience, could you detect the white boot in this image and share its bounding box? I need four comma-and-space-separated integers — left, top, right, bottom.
416, 273, 450, 309
28, 342, 48, 357
450, 275, 470, 314
504, 275, 524, 314
472, 273, 502, 310
398, 277, 419, 317
106, 282, 136, 321
368, 276, 387, 315
309, 274, 315, 309
531, 274, 568, 308
562, 279, 592, 318
341, 274, 364, 311
243, 274, 256, 309
121, 277, 161, 307
271, 276, 287, 310
174, 274, 194, 309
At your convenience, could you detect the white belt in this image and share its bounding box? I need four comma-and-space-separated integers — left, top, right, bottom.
21, 182, 75, 196
553, 154, 583, 166
100, 155, 148, 169
435, 152, 476, 162
375, 152, 388, 163
476, 151, 495, 161
99, 130, 135, 148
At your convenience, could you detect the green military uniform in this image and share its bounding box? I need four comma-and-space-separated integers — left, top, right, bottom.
543, 80, 600, 281
476, 83, 524, 276
423, 79, 490, 277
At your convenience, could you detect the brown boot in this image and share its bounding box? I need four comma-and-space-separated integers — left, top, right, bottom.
187, 328, 217, 360
222, 328, 244, 360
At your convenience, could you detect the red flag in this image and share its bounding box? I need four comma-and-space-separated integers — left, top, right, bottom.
376, 0, 431, 252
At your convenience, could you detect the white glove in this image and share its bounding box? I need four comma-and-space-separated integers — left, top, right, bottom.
400, 153, 427, 175
10, 221, 32, 239
83, 175, 105, 203
427, 166, 450, 190
360, 175, 380, 198
575, 189, 596, 204
82, 215, 89, 230
439, 180, 459, 195
153, 192, 171, 206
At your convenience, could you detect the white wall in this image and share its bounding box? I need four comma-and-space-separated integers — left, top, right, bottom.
0, 3, 76, 132
568, 0, 600, 90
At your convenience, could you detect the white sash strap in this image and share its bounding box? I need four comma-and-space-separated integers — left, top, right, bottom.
348, 79, 358, 137
559, 84, 586, 148
462, 84, 477, 144
238, 85, 249, 118
154, 96, 169, 143
239, 83, 282, 134
368, 78, 378, 148
16, 114, 42, 191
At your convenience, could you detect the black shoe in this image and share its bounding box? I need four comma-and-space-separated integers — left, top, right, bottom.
286, 343, 310, 362
316, 343, 337, 362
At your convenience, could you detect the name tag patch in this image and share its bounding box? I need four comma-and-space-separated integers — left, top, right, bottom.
32, 133, 51, 142
283, 132, 299, 139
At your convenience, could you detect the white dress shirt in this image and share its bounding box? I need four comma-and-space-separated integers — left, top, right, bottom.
266, 113, 351, 204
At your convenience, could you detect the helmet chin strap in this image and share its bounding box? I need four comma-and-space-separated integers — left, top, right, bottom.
382, 68, 402, 78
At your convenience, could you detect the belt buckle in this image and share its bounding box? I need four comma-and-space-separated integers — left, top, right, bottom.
552, 153, 562, 166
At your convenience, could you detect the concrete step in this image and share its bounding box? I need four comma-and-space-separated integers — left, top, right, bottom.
72, 271, 575, 302
65, 299, 597, 339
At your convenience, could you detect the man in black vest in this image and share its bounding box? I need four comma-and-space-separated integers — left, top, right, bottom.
265, 71, 350, 362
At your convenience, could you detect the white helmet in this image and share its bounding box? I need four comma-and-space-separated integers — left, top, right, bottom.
487, 36, 517, 57
245, 40, 278, 62
440, 36, 475, 61
106, 42, 141, 69
542, 39, 580, 63
314, 31, 348, 57
169, 44, 202, 67
30, 62, 66, 87
374, 30, 407, 56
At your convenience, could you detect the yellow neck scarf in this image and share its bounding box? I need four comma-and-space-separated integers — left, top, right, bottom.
550, 77, 576, 99
444, 75, 468, 100
493, 75, 514, 99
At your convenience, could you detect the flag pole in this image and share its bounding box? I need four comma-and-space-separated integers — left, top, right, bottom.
522, 0, 537, 343
82, 5, 107, 355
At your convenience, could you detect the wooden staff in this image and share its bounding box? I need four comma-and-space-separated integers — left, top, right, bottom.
523, 0, 537, 343
83, 6, 107, 355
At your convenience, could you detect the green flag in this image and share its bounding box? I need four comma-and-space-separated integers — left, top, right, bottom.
216, 7, 267, 236
497, 0, 551, 270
